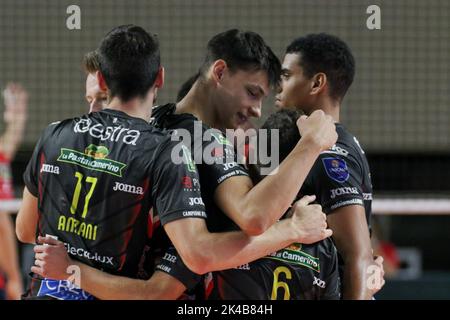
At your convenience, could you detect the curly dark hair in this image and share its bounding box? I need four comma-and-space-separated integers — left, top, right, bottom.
286, 33, 355, 101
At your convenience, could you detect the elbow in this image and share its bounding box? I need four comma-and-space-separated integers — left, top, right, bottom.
238, 211, 271, 236
15, 222, 34, 244
183, 256, 210, 275
240, 221, 267, 236
179, 251, 211, 275
15, 226, 28, 243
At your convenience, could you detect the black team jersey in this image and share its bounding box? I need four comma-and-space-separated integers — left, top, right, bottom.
300, 124, 372, 223
151, 103, 340, 300
151, 104, 249, 234
150, 103, 247, 297
207, 240, 339, 300
298, 123, 373, 288
227, 123, 372, 300
23, 109, 206, 300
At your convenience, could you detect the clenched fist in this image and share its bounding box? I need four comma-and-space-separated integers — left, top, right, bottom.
297, 110, 337, 151
288, 195, 332, 244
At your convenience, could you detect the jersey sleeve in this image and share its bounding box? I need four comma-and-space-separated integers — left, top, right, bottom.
23, 125, 53, 197
307, 151, 365, 214
155, 246, 202, 291
196, 129, 249, 192
151, 138, 207, 226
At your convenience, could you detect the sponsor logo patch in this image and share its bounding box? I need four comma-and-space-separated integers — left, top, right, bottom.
57, 145, 126, 177
265, 243, 320, 273
73, 118, 140, 145
322, 144, 349, 157
330, 198, 364, 210
182, 210, 207, 218
113, 182, 144, 195
37, 279, 94, 300
330, 187, 359, 199
322, 157, 349, 183
182, 176, 193, 188
234, 263, 251, 271
363, 193, 373, 200
40, 164, 60, 175
313, 276, 326, 289
189, 197, 204, 206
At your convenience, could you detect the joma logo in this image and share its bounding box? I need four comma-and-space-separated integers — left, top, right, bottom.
113, 182, 144, 195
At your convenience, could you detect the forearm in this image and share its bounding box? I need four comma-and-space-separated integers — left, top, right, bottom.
15, 212, 37, 244
73, 261, 175, 300
241, 137, 321, 227
342, 256, 374, 300
15, 187, 38, 244
194, 219, 295, 273
0, 214, 23, 282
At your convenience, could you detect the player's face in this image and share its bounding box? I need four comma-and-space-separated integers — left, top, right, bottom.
275, 53, 315, 115
214, 69, 269, 131
85, 73, 107, 113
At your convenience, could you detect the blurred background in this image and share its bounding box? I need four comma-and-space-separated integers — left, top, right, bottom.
0, 0, 449, 299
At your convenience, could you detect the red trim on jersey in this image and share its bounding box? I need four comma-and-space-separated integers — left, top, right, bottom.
204, 275, 214, 299
38, 153, 45, 203
147, 208, 153, 239
118, 178, 151, 270
152, 219, 161, 232
37, 153, 46, 237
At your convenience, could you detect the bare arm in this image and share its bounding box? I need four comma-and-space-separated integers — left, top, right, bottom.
164, 196, 331, 274
74, 267, 187, 300
0, 83, 28, 160
326, 205, 378, 300
32, 197, 331, 299
31, 239, 186, 300
215, 110, 337, 235
0, 213, 23, 299
15, 187, 38, 244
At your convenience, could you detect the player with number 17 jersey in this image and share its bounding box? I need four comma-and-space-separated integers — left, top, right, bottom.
23, 109, 206, 299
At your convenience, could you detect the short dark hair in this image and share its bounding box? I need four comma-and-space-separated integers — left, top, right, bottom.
176, 73, 199, 102
286, 33, 355, 101
82, 50, 100, 74
199, 29, 281, 88
97, 25, 160, 102
261, 109, 302, 163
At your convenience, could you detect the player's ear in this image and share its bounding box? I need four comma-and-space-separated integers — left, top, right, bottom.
310, 72, 327, 95
211, 59, 227, 84
154, 66, 165, 89
96, 71, 108, 92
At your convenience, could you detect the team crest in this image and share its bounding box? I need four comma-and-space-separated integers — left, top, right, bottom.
322, 157, 349, 183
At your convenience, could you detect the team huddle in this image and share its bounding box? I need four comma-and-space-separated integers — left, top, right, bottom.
15, 25, 384, 300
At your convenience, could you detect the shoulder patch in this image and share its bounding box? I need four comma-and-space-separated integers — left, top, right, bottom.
322, 157, 349, 183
